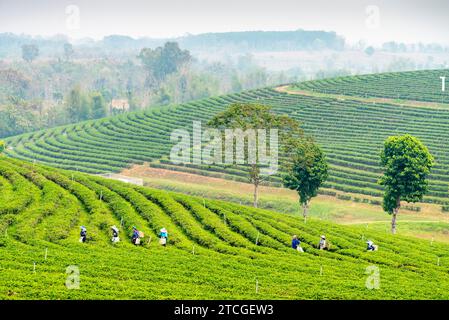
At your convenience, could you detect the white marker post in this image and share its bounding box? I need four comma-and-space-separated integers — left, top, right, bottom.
120, 217, 123, 227
255, 232, 260, 246
45, 248, 48, 260
441, 76, 446, 92
33, 262, 36, 274
223, 214, 226, 226
99, 191, 103, 201
320, 266, 323, 276
431, 237, 434, 246
192, 245, 195, 255
203, 199, 206, 208
255, 278, 259, 294
437, 257, 440, 266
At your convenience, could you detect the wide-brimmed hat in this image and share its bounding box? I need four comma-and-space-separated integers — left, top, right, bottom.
160, 228, 167, 233
321, 235, 326, 239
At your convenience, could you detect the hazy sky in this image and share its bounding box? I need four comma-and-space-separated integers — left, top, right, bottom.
0, 0, 448, 45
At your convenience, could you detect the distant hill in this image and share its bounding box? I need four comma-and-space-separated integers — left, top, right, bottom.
0, 29, 345, 59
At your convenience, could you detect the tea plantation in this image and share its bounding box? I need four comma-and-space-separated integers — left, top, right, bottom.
4, 69, 449, 205
294, 69, 449, 103
1, 156, 449, 299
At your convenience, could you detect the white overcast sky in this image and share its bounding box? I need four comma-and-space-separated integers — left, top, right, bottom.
0, 0, 448, 45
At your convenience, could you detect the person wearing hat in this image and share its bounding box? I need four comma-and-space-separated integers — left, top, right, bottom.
131, 226, 140, 245
366, 240, 377, 251
159, 228, 168, 246
318, 235, 326, 250
111, 225, 120, 243
79, 226, 87, 243
291, 235, 303, 252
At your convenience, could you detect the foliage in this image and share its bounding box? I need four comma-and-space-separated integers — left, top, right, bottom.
208, 103, 303, 207
21, 44, 39, 63
283, 137, 328, 215
90, 92, 107, 119
138, 42, 191, 88
63, 43, 74, 60
379, 134, 434, 214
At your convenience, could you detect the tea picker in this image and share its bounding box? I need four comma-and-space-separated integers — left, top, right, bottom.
291, 235, 303, 252
159, 228, 168, 246
318, 235, 326, 250
111, 225, 120, 243
131, 226, 143, 245
366, 240, 378, 251
79, 226, 87, 243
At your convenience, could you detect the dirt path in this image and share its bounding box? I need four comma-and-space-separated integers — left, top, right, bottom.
120, 164, 296, 197
275, 85, 449, 110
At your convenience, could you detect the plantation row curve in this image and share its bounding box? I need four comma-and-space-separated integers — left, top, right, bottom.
1, 156, 449, 299
3, 69, 449, 206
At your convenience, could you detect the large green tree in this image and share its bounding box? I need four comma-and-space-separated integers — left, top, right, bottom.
379, 135, 434, 234
283, 138, 328, 222
208, 103, 303, 207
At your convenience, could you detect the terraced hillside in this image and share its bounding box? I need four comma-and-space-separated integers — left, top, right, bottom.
4, 69, 449, 206
294, 69, 449, 103
1, 156, 449, 299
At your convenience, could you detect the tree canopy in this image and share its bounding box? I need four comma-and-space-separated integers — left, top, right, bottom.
21, 44, 39, 62
208, 103, 303, 207
138, 42, 191, 87
283, 137, 328, 220
379, 134, 434, 233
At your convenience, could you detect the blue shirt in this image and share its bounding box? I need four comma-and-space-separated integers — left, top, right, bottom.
292, 239, 300, 249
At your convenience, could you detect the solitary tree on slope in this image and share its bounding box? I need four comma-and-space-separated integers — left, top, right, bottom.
379, 134, 434, 234
283, 137, 328, 223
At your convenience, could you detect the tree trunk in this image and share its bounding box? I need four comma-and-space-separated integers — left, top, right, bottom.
302, 202, 309, 223
253, 182, 259, 208
391, 198, 401, 234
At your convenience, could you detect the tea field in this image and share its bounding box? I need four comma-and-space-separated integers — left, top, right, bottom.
1, 156, 449, 299
4, 69, 449, 207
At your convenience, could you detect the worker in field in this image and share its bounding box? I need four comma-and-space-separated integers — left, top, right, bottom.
291, 235, 303, 252
366, 240, 378, 251
111, 225, 120, 243
79, 226, 87, 243
131, 226, 140, 245
318, 235, 326, 250
159, 228, 168, 246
